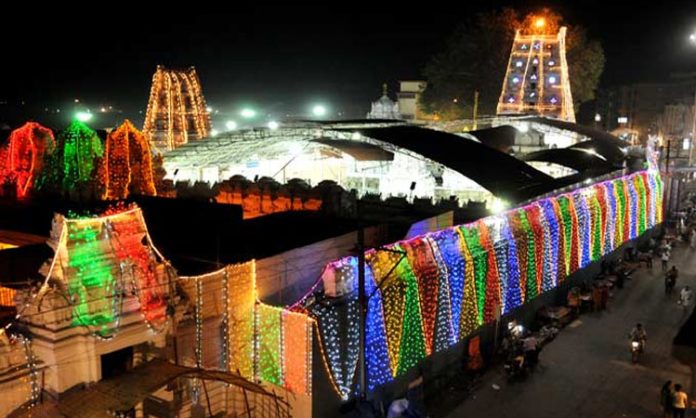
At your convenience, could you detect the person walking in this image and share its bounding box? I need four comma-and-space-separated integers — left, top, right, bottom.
592, 283, 602, 312
666, 266, 679, 296
662, 250, 671, 271
680, 286, 693, 309
660, 380, 673, 418
599, 284, 609, 310
672, 384, 688, 418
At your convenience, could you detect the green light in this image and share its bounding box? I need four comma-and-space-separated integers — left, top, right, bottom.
75, 111, 93, 122
240, 108, 256, 119
312, 104, 327, 117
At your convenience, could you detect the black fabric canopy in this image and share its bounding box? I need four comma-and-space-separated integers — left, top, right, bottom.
349, 125, 553, 201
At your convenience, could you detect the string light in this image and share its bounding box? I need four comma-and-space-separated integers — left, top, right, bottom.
309, 170, 663, 398
143, 66, 211, 152
101, 120, 157, 200
37, 120, 102, 196
430, 229, 465, 341
6, 122, 55, 198
180, 261, 314, 395
19, 335, 40, 407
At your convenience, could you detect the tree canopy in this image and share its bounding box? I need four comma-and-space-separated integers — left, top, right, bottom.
421, 8, 605, 120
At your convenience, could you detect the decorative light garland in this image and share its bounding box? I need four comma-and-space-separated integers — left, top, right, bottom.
309, 170, 663, 397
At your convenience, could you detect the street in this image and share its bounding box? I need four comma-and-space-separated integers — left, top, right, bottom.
442, 243, 694, 418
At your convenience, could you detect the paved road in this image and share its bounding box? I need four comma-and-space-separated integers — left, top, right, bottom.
443, 245, 695, 418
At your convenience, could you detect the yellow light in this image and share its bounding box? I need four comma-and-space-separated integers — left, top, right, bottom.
488, 197, 509, 215
535, 18, 546, 29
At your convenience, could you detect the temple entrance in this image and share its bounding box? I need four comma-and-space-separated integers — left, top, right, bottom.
100, 346, 133, 380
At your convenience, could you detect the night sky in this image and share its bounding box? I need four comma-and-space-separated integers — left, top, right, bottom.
2, 1, 696, 126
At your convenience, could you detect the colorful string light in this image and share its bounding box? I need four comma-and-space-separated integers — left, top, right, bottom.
101, 120, 157, 200
310, 170, 663, 396
6, 122, 55, 198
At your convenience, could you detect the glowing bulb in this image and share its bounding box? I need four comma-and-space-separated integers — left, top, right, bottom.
535, 18, 546, 29
75, 111, 93, 122
549, 76, 556, 84
210, 129, 219, 137
240, 108, 256, 118
225, 120, 238, 130
312, 105, 327, 117
268, 121, 279, 130
488, 198, 509, 215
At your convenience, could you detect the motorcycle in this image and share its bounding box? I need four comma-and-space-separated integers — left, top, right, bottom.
665, 276, 676, 295
630, 338, 644, 364
504, 354, 526, 380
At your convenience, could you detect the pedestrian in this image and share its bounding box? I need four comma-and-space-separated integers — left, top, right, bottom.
616, 269, 626, 289
567, 287, 581, 316
666, 273, 676, 295
592, 283, 602, 312
660, 380, 673, 418
679, 286, 693, 309
672, 384, 688, 418
691, 229, 696, 249
523, 334, 539, 368
662, 251, 670, 271
599, 284, 609, 310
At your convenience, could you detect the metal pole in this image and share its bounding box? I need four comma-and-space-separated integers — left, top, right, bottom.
473, 91, 480, 131
665, 139, 672, 220
690, 88, 696, 166
667, 139, 672, 175
357, 203, 367, 400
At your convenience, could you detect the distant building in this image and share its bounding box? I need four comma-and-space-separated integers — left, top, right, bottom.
613, 73, 696, 144
367, 84, 401, 119
397, 80, 427, 120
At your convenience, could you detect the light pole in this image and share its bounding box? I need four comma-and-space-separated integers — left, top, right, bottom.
689, 31, 696, 166
690, 87, 696, 166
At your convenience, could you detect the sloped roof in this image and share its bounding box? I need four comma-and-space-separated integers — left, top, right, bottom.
521, 147, 615, 174
349, 125, 553, 200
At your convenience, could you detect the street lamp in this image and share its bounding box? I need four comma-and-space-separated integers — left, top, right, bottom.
240, 108, 256, 119
225, 120, 238, 130
312, 104, 327, 117
689, 32, 696, 165
268, 121, 279, 130
75, 111, 93, 122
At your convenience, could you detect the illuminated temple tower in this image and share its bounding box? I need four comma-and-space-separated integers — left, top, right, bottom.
143, 66, 211, 152
497, 21, 575, 122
